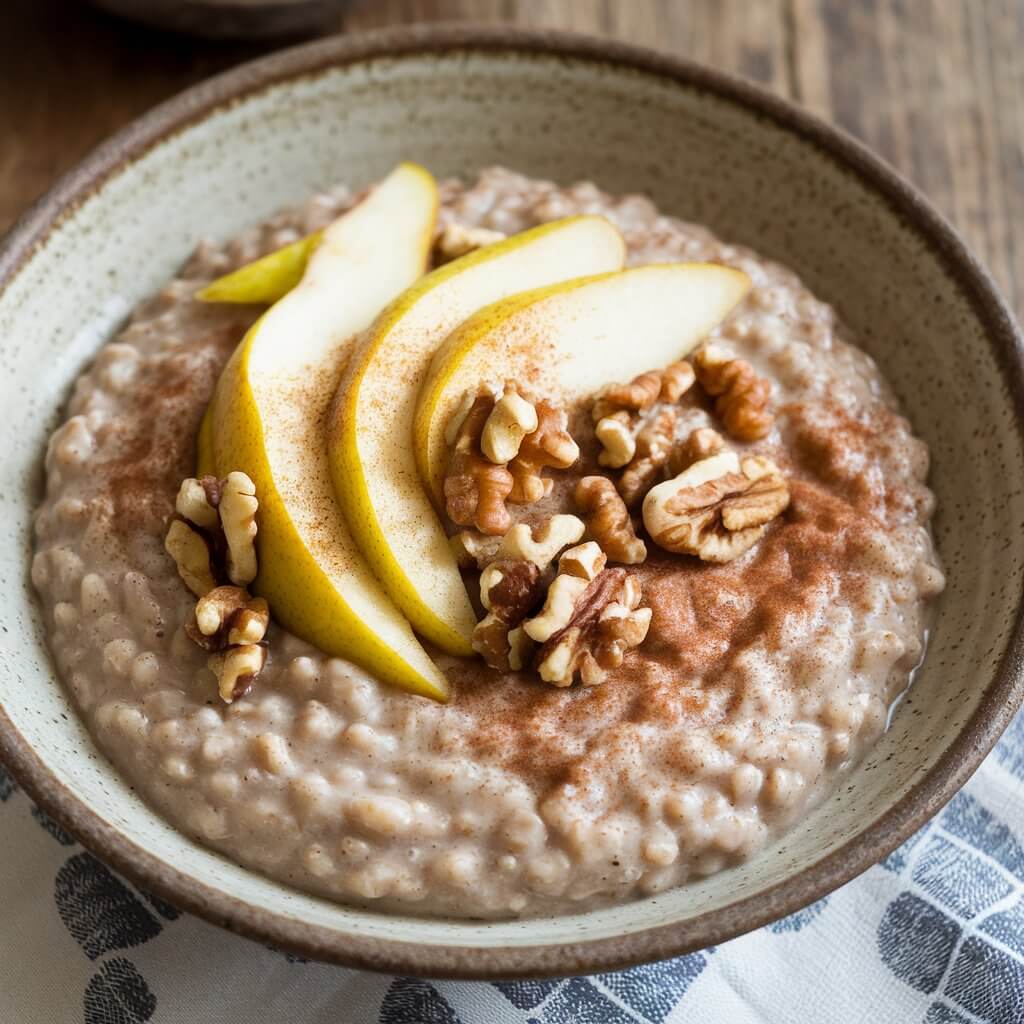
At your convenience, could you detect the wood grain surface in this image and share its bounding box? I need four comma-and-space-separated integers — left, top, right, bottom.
1, 0, 1020, 315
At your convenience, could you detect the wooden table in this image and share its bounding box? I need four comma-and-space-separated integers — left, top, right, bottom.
2, 0, 1020, 316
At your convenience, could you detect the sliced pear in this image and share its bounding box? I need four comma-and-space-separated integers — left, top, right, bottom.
328, 216, 627, 656
209, 162, 449, 701
415, 263, 751, 504
196, 231, 322, 304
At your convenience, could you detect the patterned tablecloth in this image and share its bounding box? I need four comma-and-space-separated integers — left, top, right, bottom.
2, 712, 1023, 1024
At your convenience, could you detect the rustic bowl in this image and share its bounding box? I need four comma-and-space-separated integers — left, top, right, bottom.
1, 26, 1022, 979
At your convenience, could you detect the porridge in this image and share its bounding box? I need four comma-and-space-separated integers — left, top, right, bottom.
31, 166, 944, 919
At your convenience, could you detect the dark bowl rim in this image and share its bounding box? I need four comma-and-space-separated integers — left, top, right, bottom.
2, 22, 1023, 980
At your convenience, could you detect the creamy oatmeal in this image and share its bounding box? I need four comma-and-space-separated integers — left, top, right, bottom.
31, 167, 944, 918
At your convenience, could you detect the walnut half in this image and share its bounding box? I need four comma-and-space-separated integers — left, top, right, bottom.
643, 451, 790, 563
574, 476, 646, 565
693, 344, 774, 441
533, 568, 652, 687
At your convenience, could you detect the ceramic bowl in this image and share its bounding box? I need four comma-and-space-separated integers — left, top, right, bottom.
1, 26, 1022, 979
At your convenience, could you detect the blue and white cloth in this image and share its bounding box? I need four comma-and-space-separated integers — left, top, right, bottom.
3, 715, 1024, 1024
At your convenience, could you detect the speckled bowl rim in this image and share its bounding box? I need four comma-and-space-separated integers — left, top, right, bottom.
2, 23, 1023, 980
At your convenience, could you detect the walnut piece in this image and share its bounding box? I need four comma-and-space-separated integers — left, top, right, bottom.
481, 390, 539, 465
592, 361, 694, 468
618, 407, 678, 507
643, 451, 790, 563
534, 569, 652, 687
498, 515, 585, 567
189, 585, 269, 651
522, 573, 590, 643
659, 360, 697, 402
470, 516, 583, 669
167, 472, 260, 596
219, 472, 259, 586
208, 644, 267, 704
591, 370, 662, 421
445, 394, 515, 536
508, 400, 579, 503
479, 560, 544, 622
164, 519, 216, 597
693, 344, 774, 441
574, 476, 647, 565
175, 476, 220, 531
558, 541, 607, 581
595, 410, 636, 469
435, 222, 506, 263
507, 626, 533, 671
449, 529, 503, 570
667, 427, 727, 476
473, 559, 544, 669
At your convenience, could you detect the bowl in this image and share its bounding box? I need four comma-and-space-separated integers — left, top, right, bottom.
1, 25, 1022, 979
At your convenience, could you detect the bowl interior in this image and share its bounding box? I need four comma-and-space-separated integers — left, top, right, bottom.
1, 40, 1022, 975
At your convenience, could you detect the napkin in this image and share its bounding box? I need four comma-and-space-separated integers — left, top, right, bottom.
3, 714, 1023, 1024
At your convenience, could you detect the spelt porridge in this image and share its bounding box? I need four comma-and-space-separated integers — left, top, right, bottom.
31, 167, 944, 919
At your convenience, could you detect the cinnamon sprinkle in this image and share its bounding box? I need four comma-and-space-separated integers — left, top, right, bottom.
95, 317, 254, 541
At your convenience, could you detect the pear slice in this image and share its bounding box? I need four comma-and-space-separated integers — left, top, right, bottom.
328, 216, 627, 656
415, 263, 751, 504
209, 162, 449, 701
196, 231, 322, 304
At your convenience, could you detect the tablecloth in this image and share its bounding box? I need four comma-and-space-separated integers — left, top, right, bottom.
3, 711, 1023, 1024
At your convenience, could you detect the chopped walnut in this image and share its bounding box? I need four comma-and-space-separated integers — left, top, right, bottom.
643, 451, 790, 563
574, 476, 647, 565
187, 585, 269, 651
167, 471, 259, 595
479, 560, 544, 622
219, 472, 259, 586
508, 400, 579, 503
667, 427, 727, 476
595, 411, 637, 469
472, 559, 544, 669
174, 476, 220, 531
471, 516, 583, 669
592, 360, 695, 419
507, 626, 533, 671
693, 344, 774, 441
522, 573, 590, 643
449, 529, 503, 570
444, 394, 515, 536
592, 361, 694, 468
618, 408, 679, 507
591, 370, 662, 422
481, 389, 539, 465
498, 515, 585, 568
169, 470, 269, 702
208, 644, 267, 704
558, 541, 607, 581
435, 222, 506, 263
164, 520, 217, 597
534, 569, 652, 687
659, 360, 697, 402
